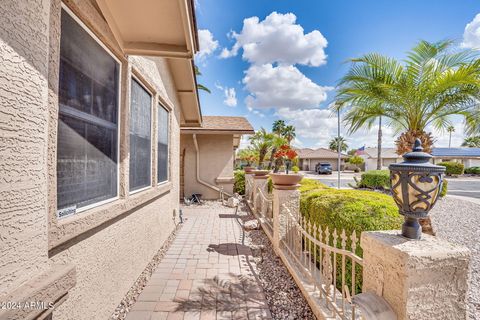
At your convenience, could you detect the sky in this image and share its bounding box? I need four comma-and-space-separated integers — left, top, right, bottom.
193, 0, 480, 150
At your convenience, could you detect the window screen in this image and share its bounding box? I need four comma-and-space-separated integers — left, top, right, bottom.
57, 9, 119, 211
157, 105, 169, 183
129, 79, 152, 191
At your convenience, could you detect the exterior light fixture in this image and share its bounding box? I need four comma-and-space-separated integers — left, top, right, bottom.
389, 139, 445, 239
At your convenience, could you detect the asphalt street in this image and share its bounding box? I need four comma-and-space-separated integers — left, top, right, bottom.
302, 171, 480, 199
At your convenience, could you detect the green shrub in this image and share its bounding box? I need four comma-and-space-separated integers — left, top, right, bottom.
298, 178, 328, 194
357, 170, 390, 190
267, 177, 273, 194
438, 161, 464, 175
292, 165, 300, 173
440, 178, 448, 198
300, 186, 402, 293
233, 170, 245, 195
465, 166, 480, 174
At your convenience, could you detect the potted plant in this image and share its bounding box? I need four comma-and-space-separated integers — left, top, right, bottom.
239, 152, 257, 173
269, 145, 303, 186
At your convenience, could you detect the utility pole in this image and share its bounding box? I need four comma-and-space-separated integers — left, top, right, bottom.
337, 108, 341, 189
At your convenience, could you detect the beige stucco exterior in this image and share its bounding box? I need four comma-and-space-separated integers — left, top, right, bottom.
0, 0, 196, 319
181, 134, 235, 200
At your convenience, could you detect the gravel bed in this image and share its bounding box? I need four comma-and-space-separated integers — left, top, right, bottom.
237, 203, 315, 320
110, 223, 182, 320
430, 197, 480, 320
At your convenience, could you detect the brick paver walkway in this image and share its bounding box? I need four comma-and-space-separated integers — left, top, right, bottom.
125, 204, 272, 320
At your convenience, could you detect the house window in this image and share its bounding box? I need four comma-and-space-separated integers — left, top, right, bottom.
157, 104, 169, 183
129, 79, 152, 192
57, 8, 120, 213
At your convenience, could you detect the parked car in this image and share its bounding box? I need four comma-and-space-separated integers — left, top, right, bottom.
315, 163, 333, 174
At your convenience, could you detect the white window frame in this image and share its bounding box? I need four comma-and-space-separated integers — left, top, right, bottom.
59, 4, 122, 214
129, 75, 154, 195
157, 103, 170, 185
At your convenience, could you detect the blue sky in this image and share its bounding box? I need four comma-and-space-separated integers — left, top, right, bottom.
194, 0, 480, 150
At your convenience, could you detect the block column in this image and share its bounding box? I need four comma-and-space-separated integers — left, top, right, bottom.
361, 230, 470, 320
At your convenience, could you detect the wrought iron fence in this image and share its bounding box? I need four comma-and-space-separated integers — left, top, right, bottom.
280, 203, 363, 320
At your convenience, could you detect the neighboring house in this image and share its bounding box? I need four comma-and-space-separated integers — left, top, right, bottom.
362, 147, 480, 171
361, 148, 402, 171
0, 1, 246, 319
297, 148, 347, 171
432, 148, 480, 168
181, 116, 254, 199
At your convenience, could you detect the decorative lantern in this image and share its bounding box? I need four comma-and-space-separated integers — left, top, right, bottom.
389, 139, 445, 239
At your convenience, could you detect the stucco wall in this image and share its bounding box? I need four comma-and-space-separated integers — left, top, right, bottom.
0, 1, 182, 319
181, 134, 234, 199
0, 0, 51, 297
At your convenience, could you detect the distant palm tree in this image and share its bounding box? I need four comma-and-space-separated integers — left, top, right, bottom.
194, 65, 211, 93
462, 136, 480, 147
249, 128, 274, 169
329, 136, 348, 152
447, 126, 455, 148
272, 120, 286, 134
336, 40, 480, 155
283, 125, 296, 144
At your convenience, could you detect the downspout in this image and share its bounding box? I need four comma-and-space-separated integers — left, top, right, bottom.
192, 134, 233, 198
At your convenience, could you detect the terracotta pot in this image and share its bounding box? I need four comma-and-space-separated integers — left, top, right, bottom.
244, 166, 254, 173
252, 169, 270, 177
269, 173, 303, 186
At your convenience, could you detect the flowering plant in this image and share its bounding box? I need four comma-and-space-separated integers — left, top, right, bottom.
273, 145, 298, 173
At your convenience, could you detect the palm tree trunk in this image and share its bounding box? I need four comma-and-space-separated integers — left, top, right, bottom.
376, 116, 382, 170
267, 147, 277, 169
449, 132, 452, 148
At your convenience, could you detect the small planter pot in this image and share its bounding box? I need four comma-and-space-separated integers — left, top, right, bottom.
252, 169, 270, 177
269, 173, 303, 188
244, 166, 254, 173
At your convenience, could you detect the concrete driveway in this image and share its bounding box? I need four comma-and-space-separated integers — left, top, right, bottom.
301, 171, 480, 199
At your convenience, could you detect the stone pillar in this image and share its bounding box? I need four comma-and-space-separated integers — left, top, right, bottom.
272, 185, 300, 255
361, 230, 471, 320
252, 176, 268, 213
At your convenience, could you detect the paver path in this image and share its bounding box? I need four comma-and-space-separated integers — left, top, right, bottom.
125, 205, 272, 320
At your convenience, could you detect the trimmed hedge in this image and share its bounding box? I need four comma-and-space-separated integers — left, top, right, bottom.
465, 166, 480, 175
299, 178, 402, 293
234, 170, 245, 195
299, 178, 328, 194
438, 161, 464, 175
357, 170, 391, 190
440, 178, 448, 198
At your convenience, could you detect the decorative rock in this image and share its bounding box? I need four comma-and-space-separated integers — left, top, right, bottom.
243, 220, 260, 231
226, 196, 240, 207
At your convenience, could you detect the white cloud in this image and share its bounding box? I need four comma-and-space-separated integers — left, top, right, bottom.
197, 29, 219, 59
243, 64, 332, 110
215, 83, 238, 107
223, 87, 237, 107
275, 107, 398, 149
220, 12, 328, 66
462, 14, 480, 49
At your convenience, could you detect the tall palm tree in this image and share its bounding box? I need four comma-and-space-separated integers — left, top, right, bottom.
462, 136, 480, 147
329, 136, 348, 152
336, 40, 480, 155
447, 125, 455, 148
249, 128, 274, 169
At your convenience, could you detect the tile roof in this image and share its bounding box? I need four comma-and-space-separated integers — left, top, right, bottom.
432, 148, 480, 157
297, 148, 347, 159
182, 116, 254, 133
